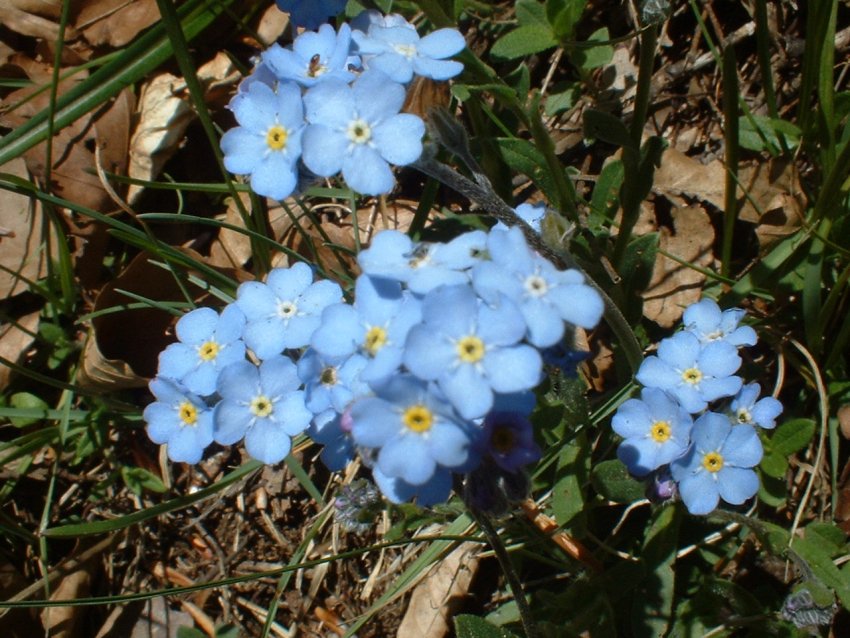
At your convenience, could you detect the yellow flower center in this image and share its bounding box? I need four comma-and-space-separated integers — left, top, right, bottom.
178, 401, 198, 426
198, 340, 220, 361
702, 451, 724, 473
403, 405, 433, 433
650, 420, 672, 443
682, 367, 703, 385
347, 118, 372, 145
320, 367, 337, 386
266, 125, 288, 151
250, 395, 274, 418
364, 326, 388, 356
457, 335, 485, 363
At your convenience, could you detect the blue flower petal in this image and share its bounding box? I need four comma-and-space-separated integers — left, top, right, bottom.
342, 145, 395, 195
301, 124, 348, 177
245, 419, 292, 464
373, 114, 424, 165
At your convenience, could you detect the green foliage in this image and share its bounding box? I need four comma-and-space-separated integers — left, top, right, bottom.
455, 614, 521, 638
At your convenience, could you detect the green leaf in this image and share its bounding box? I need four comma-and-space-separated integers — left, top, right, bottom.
805, 522, 847, 553
9, 393, 49, 427
573, 27, 614, 71
583, 109, 635, 150
121, 466, 167, 496
176, 627, 206, 638
620, 232, 659, 298
553, 431, 589, 528
738, 114, 802, 153
632, 506, 680, 638
544, 83, 580, 116
759, 450, 789, 479
588, 159, 623, 230
496, 137, 558, 204
770, 418, 816, 456
516, 0, 549, 27
792, 536, 850, 608
591, 459, 645, 503
546, 0, 585, 39
758, 472, 786, 507
490, 25, 557, 60
455, 614, 520, 638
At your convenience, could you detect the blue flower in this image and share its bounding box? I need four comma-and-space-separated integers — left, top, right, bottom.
263, 24, 356, 88
235, 262, 342, 359
730, 383, 783, 430
480, 408, 541, 472
309, 275, 422, 383
472, 226, 604, 348
357, 230, 487, 294
682, 298, 757, 347
636, 331, 743, 413
157, 305, 245, 396
220, 81, 305, 200
403, 284, 542, 420
309, 409, 355, 471
372, 465, 453, 506
612, 388, 693, 477
144, 377, 213, 464
274, 0, 346, 30
297, 348, 370, 414
670, 412, 763, 515
352, 17, 465, 83
301, 70, 425, 195
349, 374, 478, 486
495, 202, 547, 233
213, 357, 312, 464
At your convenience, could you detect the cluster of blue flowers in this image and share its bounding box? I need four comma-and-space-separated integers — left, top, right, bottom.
612, 299, 783, 515
143, 223, 604, 506
221, 6, 466, 199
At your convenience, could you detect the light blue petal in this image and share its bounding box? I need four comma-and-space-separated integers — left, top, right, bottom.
243, 318, 287, 359
350, 398, 400, 447
428, 421, 471, 468
699, 375, 743, 403
304, 79, 354, 127
698, 340, 741, 377
657, 331, 700, 368
682, 298, 721, 335
751, 397, 783, 429
421, 284, 477, 336
175, 307, 217, 344
690, 412, 730, 451
402, 325, 455, 380
611, 398, 651, 439
245, 420, 291, 464
215, 361, 259, 402
717, 467, 759, 505
268, 262, 313, 300
617, 437, 661, 476
213, 401, 251, 445
412, 57, 464, 80
300, 279, 343, 313
407, 267, 468, 295
484, 345, 543, 393
418, 28, 466, 58
636, 356, 680, 389
367, 52, 413, 84
144, 404, 179, 443
236, 281, 277, 319
478, 296, 526, 346
722, 425, 762, 467
158, 343, 196, 380
442, 364, 492, 420
275, 391, 313, 436
250, 153, 298, 200
373, 114, 424, 165
221, 128, 265, 174
520, 298, 564, 347
259, 355, 300, 397
378, 435, 435, 485
311, 304, 360, 357
231, 82, 277, 131
342, 145, 395, 195
182, 365, 218, 396
727, 325, 757, 347
354, 69, 407, 120
262, 45, 304, 82
548, 283, 604, 329
678, 473, 720, 515
301, 125, 347, 177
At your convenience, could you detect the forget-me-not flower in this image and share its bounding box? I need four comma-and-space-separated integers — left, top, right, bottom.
349, 374, 478, 486
144, 377, 213, 464
220, 81, 305, 200
157, 305, 245, 396
352, 17, 465, 83
612, 388, 693, 477
236, 262, 342, 359
213, 357, 312, 464
682, 298, 757, 347
636, 330, 743, 413
308, 409, 355, 471
310, 275, 422, 383
274, 0, 346, 30
372, 465, 453, 506
297, 348, 370, 414
730, 383, 783, 429
403, 284, 542, 420
670, 412, 763, 515
301, 70, 425, 195
263, 24, 356, 88
472, 226, 604, 348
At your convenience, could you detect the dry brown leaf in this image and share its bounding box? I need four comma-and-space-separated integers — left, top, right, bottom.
40, 566, 92, 638
0, 559, 40, 637
396, 542, 479, 638
75, 0, 159, 48
77, 251, 200, 391
0, 311, 40, 391
736, 158, 806, 248
642, 204, 715, 327
208, 193, 294, 270
0, 152, 48, 298
127, 54, 240, 204
1, 0, 68, 41
255, 4, 289, 46
652, 148, 726, 211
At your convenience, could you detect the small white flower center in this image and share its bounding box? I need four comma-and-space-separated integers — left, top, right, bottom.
346, 118, 372, 145
736, 408, 752, 424
681, 367, 703, 385
277, 300, 298, 319
524, 274, 549, 297
393, 43, 418, 59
